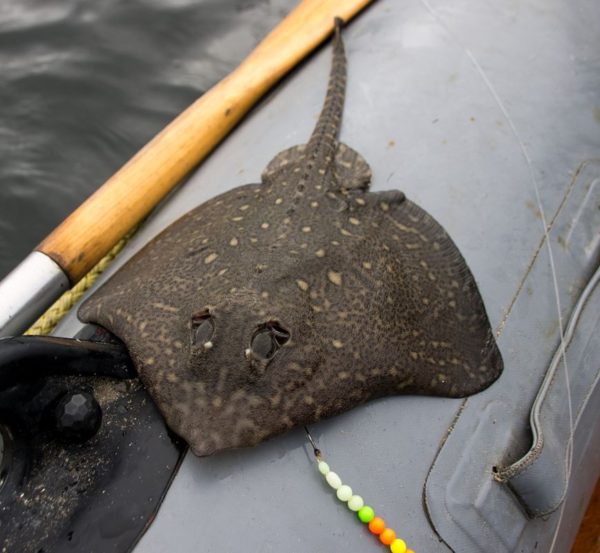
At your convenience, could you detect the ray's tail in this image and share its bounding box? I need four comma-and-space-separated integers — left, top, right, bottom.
306, 18, 346, 160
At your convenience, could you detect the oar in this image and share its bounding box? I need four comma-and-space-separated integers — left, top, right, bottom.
0, 0, 374, 337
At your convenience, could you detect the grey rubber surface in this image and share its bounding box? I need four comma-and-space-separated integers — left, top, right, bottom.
55, 0, 600, 551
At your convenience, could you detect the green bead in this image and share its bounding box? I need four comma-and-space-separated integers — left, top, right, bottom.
357, 506, 375, 523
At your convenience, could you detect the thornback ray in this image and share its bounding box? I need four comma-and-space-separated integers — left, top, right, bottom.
79, 20, 503, 456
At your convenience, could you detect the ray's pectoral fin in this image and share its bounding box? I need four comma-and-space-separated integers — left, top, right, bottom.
373, 195, 503, 398
78, 280, 129, 335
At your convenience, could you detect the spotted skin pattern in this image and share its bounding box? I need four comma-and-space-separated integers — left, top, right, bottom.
79, 21, 502, 456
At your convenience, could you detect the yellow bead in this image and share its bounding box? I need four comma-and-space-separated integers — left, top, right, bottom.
390, 538, 407, 553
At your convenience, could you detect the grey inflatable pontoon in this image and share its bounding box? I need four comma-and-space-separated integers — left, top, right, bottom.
42, 0, 600, 551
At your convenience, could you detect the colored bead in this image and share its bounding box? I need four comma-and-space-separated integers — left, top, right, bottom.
325, 471, 342, 489
368, 517, 386, 535
336, 485, 353, 501
390, 538, 407, 553
348, 495, 364, 512
380, 528, 396, 545
358, 506, 375, 523
318, 461, 330, 475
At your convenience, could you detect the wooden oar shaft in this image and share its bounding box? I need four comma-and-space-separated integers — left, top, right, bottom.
37, 0, 374, 283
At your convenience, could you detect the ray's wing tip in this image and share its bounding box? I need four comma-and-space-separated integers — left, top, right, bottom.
448, 339, 504, 399
76, 297, 95, 323
477, 339, 505, 390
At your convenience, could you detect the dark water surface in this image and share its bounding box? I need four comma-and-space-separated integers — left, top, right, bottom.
0, 0, 289, 279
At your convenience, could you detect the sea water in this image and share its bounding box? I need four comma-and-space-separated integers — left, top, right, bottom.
0, 0, 289, 279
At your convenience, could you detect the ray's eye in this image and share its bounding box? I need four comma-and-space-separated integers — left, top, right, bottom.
192, 309, 214, 347
250, 321, 290, 361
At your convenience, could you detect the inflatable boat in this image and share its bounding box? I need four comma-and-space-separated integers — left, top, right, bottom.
0, 1, 599, 551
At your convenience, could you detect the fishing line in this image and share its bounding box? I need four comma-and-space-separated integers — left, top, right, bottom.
304, 426, 416, 553
417, 2, 574, 549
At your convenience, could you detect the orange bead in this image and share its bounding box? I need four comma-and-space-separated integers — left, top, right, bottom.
406, 550, 415, 553
368, 517, 386, 535
379, 528, 396, 545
